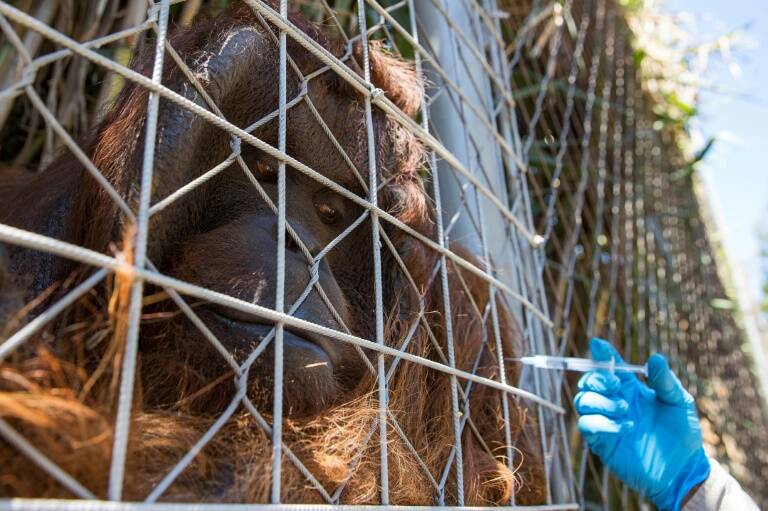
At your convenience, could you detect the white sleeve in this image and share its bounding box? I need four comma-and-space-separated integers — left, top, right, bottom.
682, 458, 759, 511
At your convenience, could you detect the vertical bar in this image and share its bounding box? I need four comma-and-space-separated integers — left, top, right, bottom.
644, 141, 660, 357
635, 112, 649, 359
622, 53, 637, 360
586, 5, 616, 341
271, 0, 288, 503
606, 32, 626, 341
108, 0, 170, 501
473, 183, 515, 504
431, 128, 466, 507
354, 0, 389, 503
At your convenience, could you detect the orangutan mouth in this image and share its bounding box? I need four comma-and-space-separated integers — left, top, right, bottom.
203, 305, 332, 365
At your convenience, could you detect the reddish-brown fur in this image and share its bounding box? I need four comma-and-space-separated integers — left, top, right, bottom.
0, 2, 546, 504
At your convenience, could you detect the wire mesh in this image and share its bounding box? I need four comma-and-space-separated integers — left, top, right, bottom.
0, 0, 765, 509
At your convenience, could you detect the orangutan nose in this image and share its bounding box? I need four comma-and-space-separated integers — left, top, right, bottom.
257, 214, 323, 256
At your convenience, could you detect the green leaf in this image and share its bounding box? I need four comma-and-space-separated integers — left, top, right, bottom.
633, 48, 646, 67
710, 298, 737, 310
667, 92, 698, 117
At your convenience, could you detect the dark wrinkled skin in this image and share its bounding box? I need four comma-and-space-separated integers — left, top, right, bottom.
0, 5, 421, 418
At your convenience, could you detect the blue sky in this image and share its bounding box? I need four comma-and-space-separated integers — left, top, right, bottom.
664, 0, 768, 305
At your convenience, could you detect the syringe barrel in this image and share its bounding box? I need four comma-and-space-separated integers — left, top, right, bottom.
522, 355, 647, 375
560, 357, 606, 372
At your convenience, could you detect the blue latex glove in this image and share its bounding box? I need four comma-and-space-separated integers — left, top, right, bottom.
574, 338, 711, 510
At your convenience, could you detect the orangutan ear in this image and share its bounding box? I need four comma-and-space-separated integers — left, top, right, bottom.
353, 40, 424, 117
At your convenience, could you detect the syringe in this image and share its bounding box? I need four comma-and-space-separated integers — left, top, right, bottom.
518, 355, 648, 376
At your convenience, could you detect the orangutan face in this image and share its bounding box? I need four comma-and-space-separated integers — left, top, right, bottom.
163, 138, 375, 417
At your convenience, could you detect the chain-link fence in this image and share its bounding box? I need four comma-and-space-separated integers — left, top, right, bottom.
502, 0, 768, 505
0, 0, 765, 509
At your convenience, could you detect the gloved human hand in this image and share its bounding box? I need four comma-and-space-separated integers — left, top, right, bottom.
574, 338, 711, 510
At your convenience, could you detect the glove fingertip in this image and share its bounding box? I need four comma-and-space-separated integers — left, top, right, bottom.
577, 414, 633, 436
574, 391, 631, 418
576, 414, 596, 435
589, 337, 623, 363
577, 371, 621, 394
647, 353, 669, 375
647, 353, 688, 405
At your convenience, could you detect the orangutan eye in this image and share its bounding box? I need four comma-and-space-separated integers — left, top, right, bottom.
314, 202, 338, 224
252, 160, 276, 182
